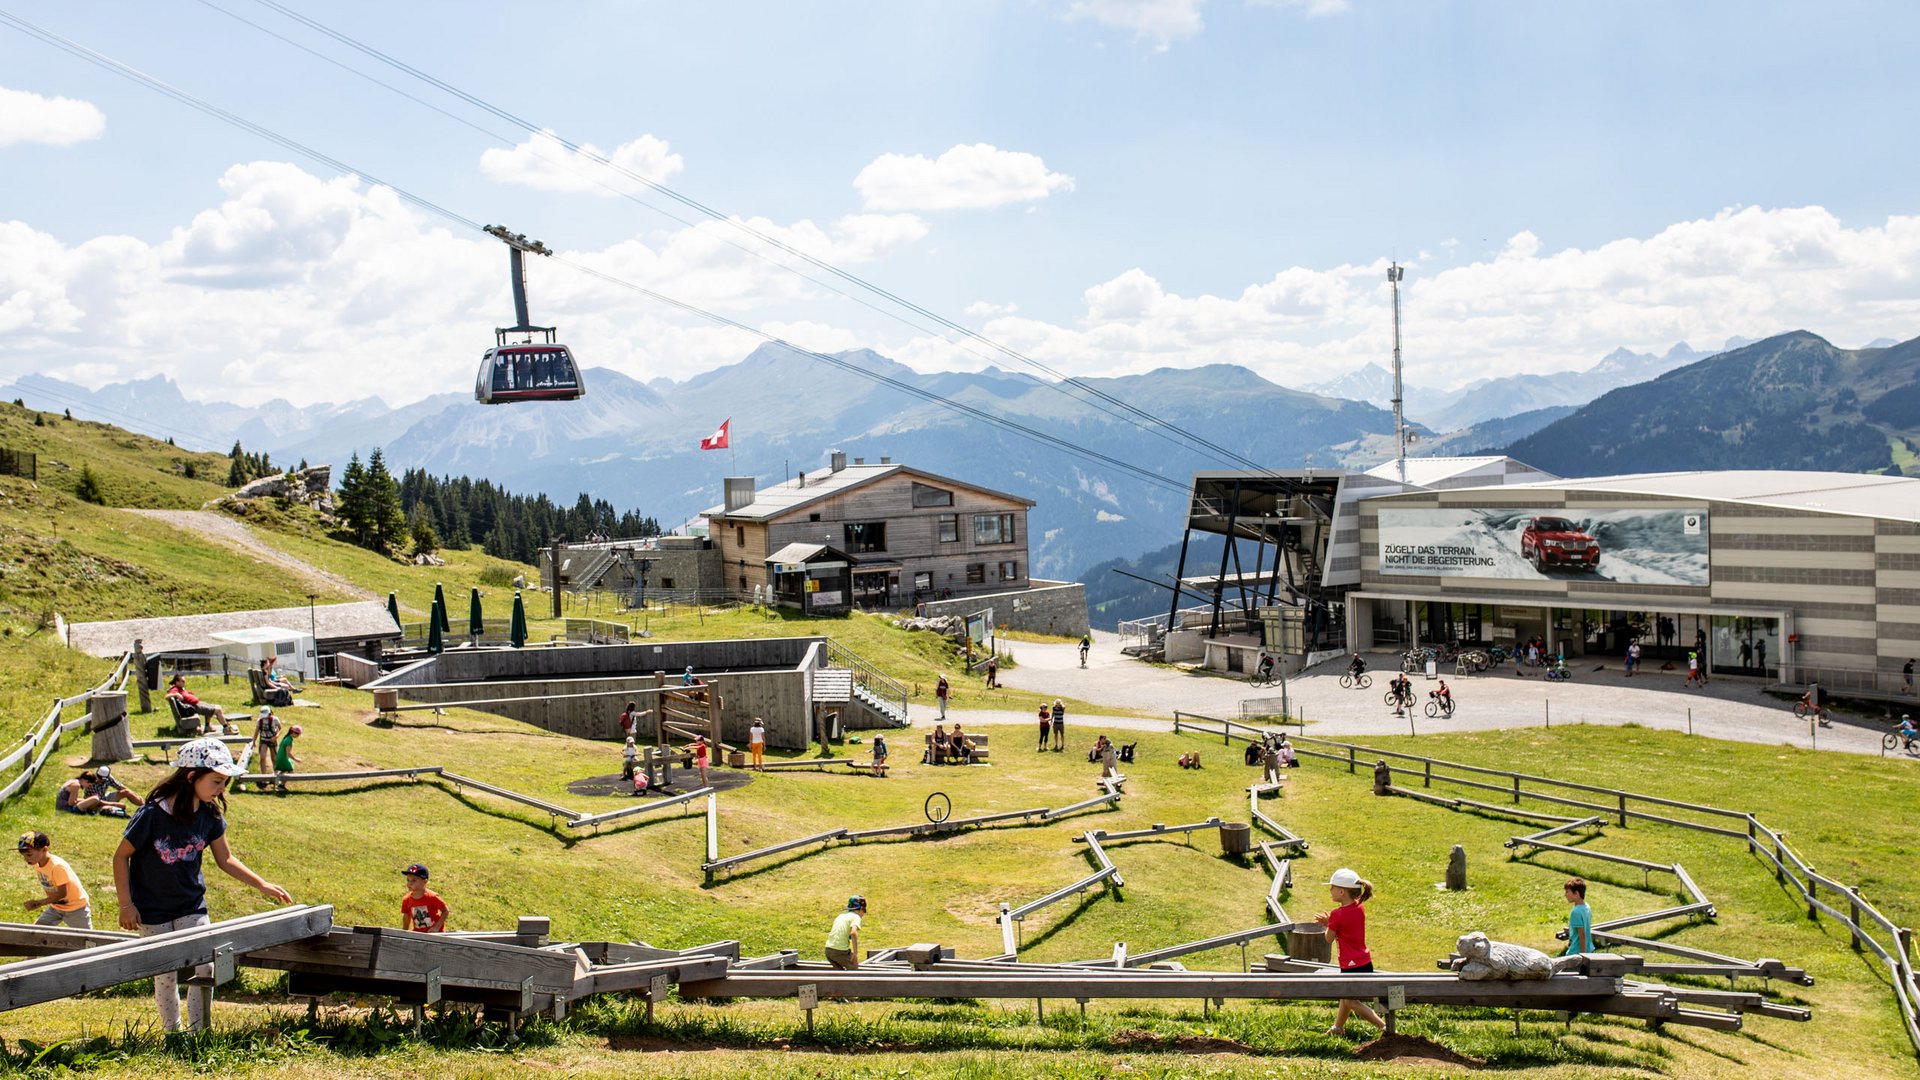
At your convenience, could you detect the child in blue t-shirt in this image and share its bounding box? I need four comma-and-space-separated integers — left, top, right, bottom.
1563, 877, 1594, 955
113, 738, 291, 1033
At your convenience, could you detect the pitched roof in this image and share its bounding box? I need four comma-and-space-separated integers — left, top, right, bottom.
703, 463, 1034, 522
65, 600, 401, 658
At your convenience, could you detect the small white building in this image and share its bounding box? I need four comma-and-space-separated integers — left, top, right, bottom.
208, 626, 315, 679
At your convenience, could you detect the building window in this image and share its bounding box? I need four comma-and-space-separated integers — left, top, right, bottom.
808, 512, 821, 522
660, 577, 676, 589
999, 561, 1019, 582
974, 513, 1016, 545
844, 522, 886, 553
912, 482, 954, 507
937, 514, 959, 543
735, 526, 745, 547
914, 571, 933, 592
966, 563, 986, 584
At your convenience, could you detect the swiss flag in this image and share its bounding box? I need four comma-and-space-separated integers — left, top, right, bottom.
699, 418, 730, 450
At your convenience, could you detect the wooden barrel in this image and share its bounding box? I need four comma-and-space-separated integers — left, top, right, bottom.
372, 688, 400, 714
727, 750, 747, 769
1218, 821, 1252, 855
1288, 923, 1332, 964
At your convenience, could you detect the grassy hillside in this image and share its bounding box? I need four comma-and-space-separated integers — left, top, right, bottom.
0, 702, 1914, 1077
0, 400, 233, 509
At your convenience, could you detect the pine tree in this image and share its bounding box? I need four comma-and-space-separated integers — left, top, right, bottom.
409, 504, 439, 555
336, 453, 368, 544
74, 464, 104, 505
363, 448, 407, 553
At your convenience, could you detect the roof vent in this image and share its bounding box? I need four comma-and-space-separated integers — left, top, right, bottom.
853, 457, 865, 466
880, 456, 891, 464
723, 477, 756, 512
830, 451, 847, 472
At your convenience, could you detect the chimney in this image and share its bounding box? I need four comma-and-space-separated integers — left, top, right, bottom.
830, 451, 847, 473
796, 470, 806, 488
853, 457, 864, 466
879, 456, 891, 464
724, 476, 755, 512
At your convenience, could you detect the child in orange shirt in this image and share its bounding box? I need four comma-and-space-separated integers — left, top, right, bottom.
400, 863, 447, 932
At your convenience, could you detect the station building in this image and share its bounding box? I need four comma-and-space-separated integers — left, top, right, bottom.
1345, 470, 1920, 692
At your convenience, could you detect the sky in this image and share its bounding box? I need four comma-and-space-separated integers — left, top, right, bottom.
2, 0, 1919, 408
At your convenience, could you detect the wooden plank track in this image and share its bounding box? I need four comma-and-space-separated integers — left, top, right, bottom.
567, 786, 714, 830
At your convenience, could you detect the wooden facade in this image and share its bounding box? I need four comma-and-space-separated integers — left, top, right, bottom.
710, 467, 1034, 608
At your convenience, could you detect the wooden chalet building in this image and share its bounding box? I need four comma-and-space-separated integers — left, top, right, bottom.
703, 452, 1036, 610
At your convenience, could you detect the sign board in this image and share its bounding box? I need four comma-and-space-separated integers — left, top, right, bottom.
1378, 506, 1709, 586
1387, 984, 1406, 1011
797, 983, 819, 1010
814, 590, 843, 605
966, 608, 996, 647
649, 974, 669, 1003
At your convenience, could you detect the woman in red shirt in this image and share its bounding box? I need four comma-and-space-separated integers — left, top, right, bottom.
1316, 867, 1385, 1036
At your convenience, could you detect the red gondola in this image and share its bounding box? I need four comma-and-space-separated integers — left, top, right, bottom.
474, 225, 586, 404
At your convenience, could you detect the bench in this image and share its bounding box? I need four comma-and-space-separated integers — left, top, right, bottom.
924, 732, 990, 765
249, 668, 295, 708
166, 695, 203, 737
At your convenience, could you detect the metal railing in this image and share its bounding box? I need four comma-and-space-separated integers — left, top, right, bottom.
0, 653, 132, 803
563, 618, 631, 645
826, 638, 910, 725
1168, 711, 1920, 1058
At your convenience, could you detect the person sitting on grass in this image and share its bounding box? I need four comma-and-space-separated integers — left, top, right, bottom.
271, 725, 302, 793
1278, 737, 1298, 768
56, 769, 141, 817
1088, 734, 1111, 763
401, 863, 447, 933
18, 831, 91, 929
165, 675, 225, 730
1178, 751, 1201, 770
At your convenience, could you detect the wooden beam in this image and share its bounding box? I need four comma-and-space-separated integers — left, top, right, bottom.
567, 785, 713, 829
437, 772, 580, 820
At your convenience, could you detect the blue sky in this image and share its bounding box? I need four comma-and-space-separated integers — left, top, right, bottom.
3, 0, 1918, 405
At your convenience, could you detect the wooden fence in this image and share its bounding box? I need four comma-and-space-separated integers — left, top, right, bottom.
0, 652, 132, 803
1170, 710, 1920, 1059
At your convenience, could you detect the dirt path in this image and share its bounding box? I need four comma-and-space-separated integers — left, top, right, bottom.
123, 509, 374, 600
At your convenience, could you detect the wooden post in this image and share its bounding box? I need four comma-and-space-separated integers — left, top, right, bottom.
706, 677, 723, 746
1423, 759, 1432, 788
1773, 837, 1786, 883
88, 691, 133, 763
1445, 845, 1467, 891
221, 653, 230, 684
1850, 893, 1863, 951
1807, 874, 1819, 921
1286, 924, 1331, 963
1617, 793, 1628, 828
132, 639, 151, 714
1347, 746, 1356, 774
1512, 775, 1522, 804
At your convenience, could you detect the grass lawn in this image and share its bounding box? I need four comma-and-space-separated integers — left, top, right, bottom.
0, 693, 1914, 1077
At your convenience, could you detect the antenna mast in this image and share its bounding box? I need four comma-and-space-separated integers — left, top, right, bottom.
1388, 262, 1406, 483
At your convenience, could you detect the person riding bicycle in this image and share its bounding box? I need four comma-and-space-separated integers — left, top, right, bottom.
1347, 653, 1367, 678
1078, 636, 1091, 666
1433, 680, 1453, 711
1900, 714, 1917, 750
1803, 681, 1830, 726
1256, 652, 1276, 681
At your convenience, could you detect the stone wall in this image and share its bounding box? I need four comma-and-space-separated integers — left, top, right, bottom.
917, 579, 1088, 638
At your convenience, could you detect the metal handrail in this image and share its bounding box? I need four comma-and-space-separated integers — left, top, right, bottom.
825, 638, 909, 723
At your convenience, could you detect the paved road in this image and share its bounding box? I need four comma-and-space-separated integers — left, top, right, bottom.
934, 632, 1903, 758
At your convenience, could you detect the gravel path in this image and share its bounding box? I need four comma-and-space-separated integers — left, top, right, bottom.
931, 632, 1900, 758
123, 509, 374, 600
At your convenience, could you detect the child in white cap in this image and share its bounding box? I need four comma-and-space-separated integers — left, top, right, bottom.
1315, 867, 1385, 1036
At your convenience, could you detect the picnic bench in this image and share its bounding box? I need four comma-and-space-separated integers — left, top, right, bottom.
924, 732, 990, 765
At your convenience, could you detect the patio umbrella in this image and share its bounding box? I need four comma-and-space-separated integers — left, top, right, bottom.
510, 591, 527, 648
469, 587, 484, 639
427, 598, 444, 654
386, 591, 400, 629
432, 582, 451, 633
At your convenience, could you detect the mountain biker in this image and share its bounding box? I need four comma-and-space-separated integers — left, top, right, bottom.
1389, 673, 1412, 707
1256, 652, 1277, 682
1347, 653, 1367, 678
1433, 680, 1453, 712
1078, 636, 1091, 666
1803, 681, 1829, 726
1899, 715, 1916, 750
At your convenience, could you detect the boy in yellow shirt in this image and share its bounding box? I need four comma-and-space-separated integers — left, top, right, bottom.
18, 831, 90, 929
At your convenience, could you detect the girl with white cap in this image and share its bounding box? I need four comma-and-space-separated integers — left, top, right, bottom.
112, 738, 292, 1032
1315, 866, 1385, 1036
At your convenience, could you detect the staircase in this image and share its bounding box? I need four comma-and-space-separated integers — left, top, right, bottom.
850, 682, 909, 727
568, 548, 619, 591
822, 639, 912, 729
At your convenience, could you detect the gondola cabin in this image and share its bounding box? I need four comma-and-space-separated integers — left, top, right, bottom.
475, 343, 585, 404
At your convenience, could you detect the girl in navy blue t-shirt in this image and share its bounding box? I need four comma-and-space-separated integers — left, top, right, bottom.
112, 738, 291, 1033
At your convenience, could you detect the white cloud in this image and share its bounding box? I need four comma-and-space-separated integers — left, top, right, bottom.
856, 143, 1075, 211
1063, 0, 1205, 48
479, 129, 683, 196
965, 300, 1019, 318
1247, 0, 1349, 15
0, 85, 105, 147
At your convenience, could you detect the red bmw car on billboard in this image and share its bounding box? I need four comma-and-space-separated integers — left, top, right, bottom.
1520, 516, 1601, 572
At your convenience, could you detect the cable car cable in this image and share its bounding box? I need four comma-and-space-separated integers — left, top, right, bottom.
236, 0, 1292, 477
0, 8, 1188, 494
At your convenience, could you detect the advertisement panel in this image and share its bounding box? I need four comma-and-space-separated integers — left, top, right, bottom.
1377, 506, 1709, 586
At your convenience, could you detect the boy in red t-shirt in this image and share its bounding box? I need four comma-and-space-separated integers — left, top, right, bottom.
400, 863, 447, 933
1315, 867, 1385, 1036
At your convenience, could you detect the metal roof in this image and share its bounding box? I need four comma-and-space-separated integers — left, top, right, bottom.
65, 600, 401, 658
1363, 456, 1557, 488
1399, 470, 1920, 524
703, 463, 1034, 522
765, 542, 848, 565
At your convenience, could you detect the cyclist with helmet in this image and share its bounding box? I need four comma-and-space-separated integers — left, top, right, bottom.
1347, 653, 1367, 679
825, 895, 867, 970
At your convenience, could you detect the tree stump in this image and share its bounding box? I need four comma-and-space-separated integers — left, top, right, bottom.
1446, 844, 1468, 891
1373, 760, 1393, 795
88, 691, 134, 763
1288, 923, 1331, 964
1218, 821, 1252, 855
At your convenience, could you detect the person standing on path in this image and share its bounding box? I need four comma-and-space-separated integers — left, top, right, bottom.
1755, 636, 1767, 672
1625, 641, 1640, 677
1036, 705, 1051, 751
114, 739, 291, 1034
1079, 635, 1091, 667
1050, 700, 1066, 751
825, 895, 865, 969
748, 718, 766, 771
935, 675, 949, 720
1685, 651, 1706, 688
18, 831, 90, 928
252, 706, 282, 776
1904, 659, 1915, 697
689, 736, 710, 786
985, 656, 998, 690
